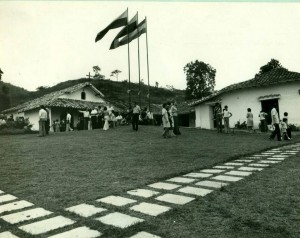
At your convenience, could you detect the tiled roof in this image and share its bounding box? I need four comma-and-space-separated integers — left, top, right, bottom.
2, 82, 105, 113
190, 68, 300, 106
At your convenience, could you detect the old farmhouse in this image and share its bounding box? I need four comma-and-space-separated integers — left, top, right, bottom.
191, 69, 300, 130
2, 82, 116, 131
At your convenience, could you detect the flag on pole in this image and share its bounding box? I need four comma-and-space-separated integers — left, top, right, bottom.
110, 13, 138, 50
95, 10, 128, 42
110, 18, 146, 49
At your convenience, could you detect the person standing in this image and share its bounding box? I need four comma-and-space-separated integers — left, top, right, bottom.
132, 102, 141, 131
162, 103, 171, 138
79, 108, 90, 130
45, 107, 50, 135
283, 112, 292, 140
103, 107, 109, 131
269, 104, 281, 141
213, 103, 223, 133
259, 110, 267, 132
97, 106, 104, 129
91, 107, 98, 129
170, 100, 181, 135
223, 105, 232, 134
38, 105, 47, 137
66, 112, 72, 131
246, 108, 254, 132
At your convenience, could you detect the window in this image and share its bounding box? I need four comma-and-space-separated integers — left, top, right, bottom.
81, 91, 86, 100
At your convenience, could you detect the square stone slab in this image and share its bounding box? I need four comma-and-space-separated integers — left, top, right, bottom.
47, 226, 101, 238
212, 175, 243, 182
248, 163, 270, 167
1, 207, 52, 224
258, 160, 281, 164
96, 212, 143, 228
0, 231, 19, 238
195, 180, 228, 188
238, 166, 263, 172
130, 202, 171, 216
0, 200, 34, 214
130, 231, 161, 238
225, 170, 252, 176
96, 196, 136, 207
252, 155, 265, 157
155, 193, 195, 205
272, 155, 290, 158
148, 182, 181, 190
0, 190, 4, 194
224, 162, 244, 166
178, 186, 213, 196
19, 216, 75, 235
214, 166, 234, 169
127, 189, 160, 198
0, 194, 17, 204
261, 153, 275, 155
234, 159, 254, 163
166, 177, 196, 184
200, 169, 225, 174
65, 204, 107, 217
183, 172, 212, 178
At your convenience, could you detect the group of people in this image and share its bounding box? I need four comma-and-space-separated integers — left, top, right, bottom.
213, 104, 233, 134
161, 100, 181, 138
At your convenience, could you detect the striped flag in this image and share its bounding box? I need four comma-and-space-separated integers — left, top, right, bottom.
110, 13, 138, 50
110, 18, 146, 50
95, 10, 128, 42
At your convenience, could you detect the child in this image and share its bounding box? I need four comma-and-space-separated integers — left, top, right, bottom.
281, 118, 291, 140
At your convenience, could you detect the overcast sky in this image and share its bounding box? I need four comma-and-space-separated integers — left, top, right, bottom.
1, 1, 300, 92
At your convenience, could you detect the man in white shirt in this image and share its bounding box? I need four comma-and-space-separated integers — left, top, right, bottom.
66, 112, 72, 131
132, 102, 141, 131
269, 104, 281, 141
223, 105, 232, 134
38, 105, 47, 136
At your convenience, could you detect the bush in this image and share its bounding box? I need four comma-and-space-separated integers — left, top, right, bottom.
289, 124, 300, 132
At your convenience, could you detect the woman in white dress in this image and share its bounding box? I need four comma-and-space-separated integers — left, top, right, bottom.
162, 103, 171, 138
103, 107, 110, 130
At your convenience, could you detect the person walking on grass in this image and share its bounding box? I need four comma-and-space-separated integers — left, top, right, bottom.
259, 110, 268, 132
162, 103, 171, 138
213, 103, 223, 133
132, 102, 141, 131
283, 112, 292, 140
38, 105, 47, 137
246, 108, 255, 132
269, 103, 281, 141
170, 100, 181, 135
281, 118, 291, 140
223, 105, 232, 134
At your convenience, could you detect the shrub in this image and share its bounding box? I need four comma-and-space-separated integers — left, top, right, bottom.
0, 117, 33, 135
289, 124, 300, 132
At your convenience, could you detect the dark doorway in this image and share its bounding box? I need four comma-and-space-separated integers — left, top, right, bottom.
261, 99, 279, 124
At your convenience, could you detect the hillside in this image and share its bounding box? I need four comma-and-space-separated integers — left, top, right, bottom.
0, 78, 186, 112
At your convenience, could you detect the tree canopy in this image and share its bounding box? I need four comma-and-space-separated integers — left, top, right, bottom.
255, 59, 287, 78
184, 60, 216, 100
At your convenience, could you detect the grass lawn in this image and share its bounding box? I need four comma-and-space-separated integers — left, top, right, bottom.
0, 126, 299, 237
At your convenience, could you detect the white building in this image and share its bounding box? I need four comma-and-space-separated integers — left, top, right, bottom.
191, 69, 300, 129
2, 82, 115, 130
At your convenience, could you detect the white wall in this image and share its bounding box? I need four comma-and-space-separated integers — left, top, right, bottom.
59, 87, 105, 102
24, 109, 40, 131
195, 82, 300, 129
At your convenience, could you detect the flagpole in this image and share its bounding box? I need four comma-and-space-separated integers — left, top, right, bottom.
127, 8, 131, 108
145, 17, 151, 111
137, 12, 142, 108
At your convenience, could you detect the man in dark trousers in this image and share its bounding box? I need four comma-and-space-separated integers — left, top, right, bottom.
269, 103, 281, 141
132, 102, 141, 131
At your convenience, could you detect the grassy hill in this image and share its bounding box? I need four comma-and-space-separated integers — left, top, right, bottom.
0, 78, 186, 112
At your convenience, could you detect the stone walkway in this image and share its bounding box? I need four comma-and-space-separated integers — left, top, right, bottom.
0, 143, 299, 237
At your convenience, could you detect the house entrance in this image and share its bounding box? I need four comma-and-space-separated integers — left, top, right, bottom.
261, 99, 279, 124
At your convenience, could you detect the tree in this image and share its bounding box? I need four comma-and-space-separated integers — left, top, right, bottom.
155, 81, 159, 88
255, 59, 287, 78
36, 86, 49, 91
184, 60, 216, 100
93, 66, 105, 80
110, 69, 122, 81
2, 85, 9, 95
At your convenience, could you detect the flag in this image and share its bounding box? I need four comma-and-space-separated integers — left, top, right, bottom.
111, 18, 146, 50
95, 10, 128, 42
110, 13, 138, 50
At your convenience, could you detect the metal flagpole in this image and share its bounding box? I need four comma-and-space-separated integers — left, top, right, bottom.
145, 17, 151, 111
137, 12, 142, 108
127, 8, 132, 108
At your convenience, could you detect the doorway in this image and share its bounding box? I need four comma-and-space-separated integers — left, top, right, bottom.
261, 99, 279, 124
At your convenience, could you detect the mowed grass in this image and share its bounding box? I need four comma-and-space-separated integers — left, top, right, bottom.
0, 126, 299, 237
